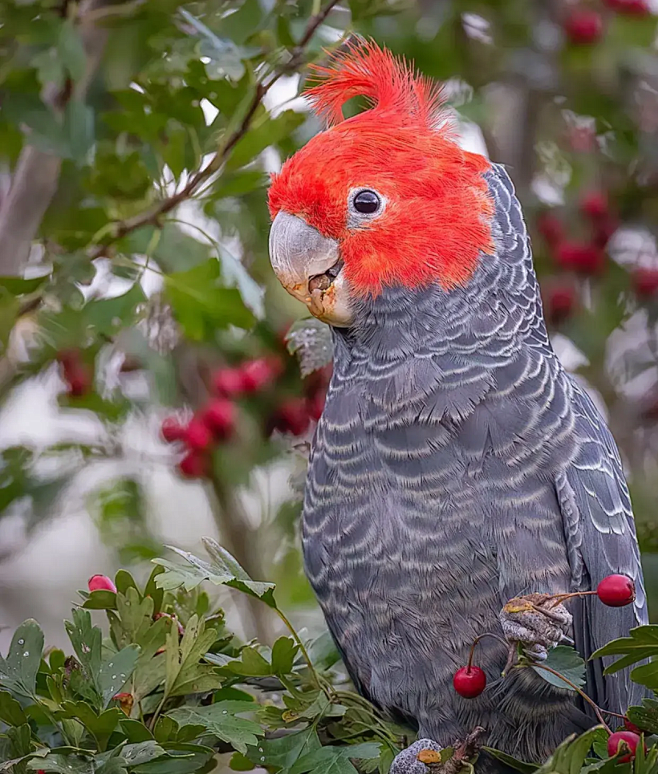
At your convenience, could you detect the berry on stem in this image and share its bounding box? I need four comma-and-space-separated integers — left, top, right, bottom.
212, 367, 246, 397
88, 575, 117, 593
183, 417, 214, 451
178, 451, 210, 479
547, 285, 577, 326
556, 241, 605, 275
607, 731, 642, 763
161, 417, 185, 443
564, 9, 604, 45
580, 191, 609, 220
240, 356, 283, 392
632, 267, 658, 299
597, 574, 635, 607
271, 398, 311, 437
201, 398, 235, 440
453, 666, 487, 698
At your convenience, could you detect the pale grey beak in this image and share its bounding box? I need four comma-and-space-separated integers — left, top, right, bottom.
269, 212, 353, 326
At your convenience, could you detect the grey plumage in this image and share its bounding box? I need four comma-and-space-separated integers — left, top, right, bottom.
301, 164, 647, 764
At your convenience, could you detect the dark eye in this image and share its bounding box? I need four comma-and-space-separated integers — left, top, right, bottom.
353, 190, 381, 215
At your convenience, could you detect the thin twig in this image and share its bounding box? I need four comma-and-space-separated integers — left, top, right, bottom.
89, 0, 342, 260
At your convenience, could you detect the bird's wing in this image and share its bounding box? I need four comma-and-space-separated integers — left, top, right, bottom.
556, 377, 648, 714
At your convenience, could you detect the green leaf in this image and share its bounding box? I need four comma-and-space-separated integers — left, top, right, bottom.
271, 637, 299, 676
226, 647, 272, 677
122, 741, 167, 767
167, 701, 264, 754
153, 224, 211, 273
131, 742, 214, 774
162, 615, 222, 699
65, 609, 103, 702
65, 100, 94, 163
531, 646, 586, 691
0, 289, 19, 356
535, 727, 603, 774
289, 743, 381, 774
58, 20, 87, 81
246, 726, 321, 772
593, 626, 658, 674
164, 259, 255, 340
0, 690, 28, 726
82, 590, 119, 611
27, 754, 94, 774
153, 539, 276, 606
0, 276, 47, 295
627, 699, 658, 734
99, 645, 140, 707
0, 619, 44, 699
484, 748, 539, 774
226, 110, 305, 171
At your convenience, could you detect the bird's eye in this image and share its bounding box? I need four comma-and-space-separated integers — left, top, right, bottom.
352, 190, 381, 215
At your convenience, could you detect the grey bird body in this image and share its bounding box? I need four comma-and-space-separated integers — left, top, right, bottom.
301, 166, 647, 763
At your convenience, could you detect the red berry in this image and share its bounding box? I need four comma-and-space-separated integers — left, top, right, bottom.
607, 731, 642, 762
178, 451, 210, 479
593, 217, 618, 248
453, 666, 486, 698
88, 575, 117, 593
212, 367, 246, 397
271, 398, 311, 437
201, 399, 235, 440
306, 391, 326, 422
556, 241, 605, 275
564, 9, 604, 44
580, 191, 609, 220
161, 417, 185, 443
240, 357, 283, 393
547, 285, 577, 326
605, 0, 651, 16
624, 719, 643, 735
183, 417, 214, 451
537, 212, 564, 247
632, 267, 658, 299
597, 574, 635, 607
57, 348, 80, 371
67, 367, 92, 397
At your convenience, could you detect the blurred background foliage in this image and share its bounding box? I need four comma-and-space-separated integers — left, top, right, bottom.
1, 0, 658, 693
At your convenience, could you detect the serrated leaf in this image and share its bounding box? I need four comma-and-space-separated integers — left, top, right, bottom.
289, 743, 381, 774
594, 626, 658, 674
153, 541, 276, 607
0, 619, 44, 699
27, 754, 94, 773
99, 645, 140, 707
246, 726, 321, 771
531, 646, 586, 691
58, 20, 86, 81
271, 637, 299, 676
167, 701, 264, 754
535, 726, 603, 774
65, 609, 103, 704
484, 748, 538, 774
0, 691, 28, 726
627, 699, 658, 734
285, 318, 333, 378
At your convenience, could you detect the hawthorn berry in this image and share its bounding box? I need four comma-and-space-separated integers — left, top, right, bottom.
201, 398, 235, 440
88, 575, 117, 593
632, 267, 658, 299
307, 391, 327, 422
605, 0, 651, 16
547, 286, 576, 326
212, 367, 246, 397
580, 191, 609, 220
608, 730, 642, 763
271, 398, 311, 437
178, 451, 210, 479
556, 242, 605, 275
161, 417, 185, 443
592, 217, 618, 248
624, 719, 643, 735
597, 574, 635, 607
183, 417, 214, 451
240, 356, 283, 393
537, 212, 564, 247
453, 666, 486, 698
564, 9, 604, 45
66, 367, 92, 397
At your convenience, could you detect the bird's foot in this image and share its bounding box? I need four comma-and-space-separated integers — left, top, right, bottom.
390, 739, 443, 774
500, 593, 573, 662
390, 728, 487, 774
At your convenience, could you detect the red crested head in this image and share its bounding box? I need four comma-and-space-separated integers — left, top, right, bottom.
268, 40, 494, 298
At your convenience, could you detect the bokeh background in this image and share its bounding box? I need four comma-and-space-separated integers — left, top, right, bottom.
1, 0, 658, 659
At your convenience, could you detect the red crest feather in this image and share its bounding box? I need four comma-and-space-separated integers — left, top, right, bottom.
305, 38, 446, 129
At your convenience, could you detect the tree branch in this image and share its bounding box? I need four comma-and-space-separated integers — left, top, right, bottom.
0, 0, 114, 276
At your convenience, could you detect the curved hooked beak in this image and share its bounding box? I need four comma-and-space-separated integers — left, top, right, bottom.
269, 212, 353, 327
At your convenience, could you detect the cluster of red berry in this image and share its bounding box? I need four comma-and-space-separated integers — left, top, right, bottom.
160, 356, 330, 480
565, 1, 651, 46
539, 191, 658, 325
452, 575, 645, 760
57, 349, 93, 397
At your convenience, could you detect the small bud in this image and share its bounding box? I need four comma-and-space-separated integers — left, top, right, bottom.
88, 575, 117, 593
564, 9, 604, 45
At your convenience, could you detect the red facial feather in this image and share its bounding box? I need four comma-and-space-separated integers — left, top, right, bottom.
268, 40, 494, 295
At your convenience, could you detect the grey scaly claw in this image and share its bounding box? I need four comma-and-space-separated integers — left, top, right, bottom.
390, 739, 443, 774
500, 593, 573, 660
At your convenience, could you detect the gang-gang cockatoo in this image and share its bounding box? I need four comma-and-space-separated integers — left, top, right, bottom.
266, 40, 647, 773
